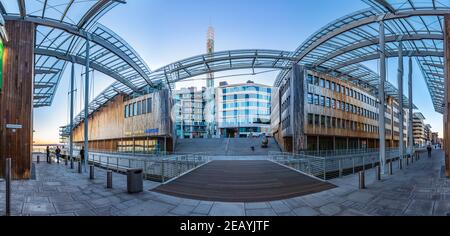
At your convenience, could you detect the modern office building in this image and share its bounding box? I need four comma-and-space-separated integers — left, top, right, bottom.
271, 65, 410, 153
216, 81, 272, 138
413, 112, 427, 147
432, 132, 439, 145
425, 124, 432, 144
173, 87, 208, 139
72, 89, 175, 154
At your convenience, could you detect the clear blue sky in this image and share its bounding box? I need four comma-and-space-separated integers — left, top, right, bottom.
33, 0, 442, 144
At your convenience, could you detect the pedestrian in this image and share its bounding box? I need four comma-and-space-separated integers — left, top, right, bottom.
46, 146, 50, 163
80, 146, 85, 165
55, 146, 61, 164
427, 144, 432, 158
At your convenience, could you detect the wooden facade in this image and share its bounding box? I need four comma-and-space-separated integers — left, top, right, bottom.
272, 66, 408, 153
72, 89, 175, 153
0, 21, 35, 179
444, 15, 450, 177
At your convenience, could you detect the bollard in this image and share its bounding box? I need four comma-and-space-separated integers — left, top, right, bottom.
37, 155, 40, 164
406, 156, 409, 166
359, 171, 365, 189
78, 161, 82, 173
389, 161, 393, 175
70, 159, 74, 169
376, 165, 381, 181
65, 157, 68, 166
107, 170, 113, 189
5, 158, 11, 216
399, 158, 403, 170
89, 165, 95, 180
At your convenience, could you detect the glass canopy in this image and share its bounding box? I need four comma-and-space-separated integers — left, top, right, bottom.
276, 0, 450, 114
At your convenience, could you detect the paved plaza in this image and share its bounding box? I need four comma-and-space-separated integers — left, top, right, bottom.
0, 150, 449, 216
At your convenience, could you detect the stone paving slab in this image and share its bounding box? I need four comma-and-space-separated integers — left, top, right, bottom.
0, 151, 448, 216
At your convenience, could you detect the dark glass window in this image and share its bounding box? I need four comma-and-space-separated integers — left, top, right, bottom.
308, 93, 313, 104
320, 79, 325, 87
147, 98, 152, 113
314, 114, 320, 126
125, 105, 129, 118
325, 80, 330, 89
133, 102, 137, 116
314, 95, 320, 105
308, 114, 314, 125
320, 96, 325, 106
321, 115, 325, 127
142, 99, 147, 114
331, 82, 335, 91
307, 74, 313, 84
326, 97, 331, 107
137, 101, 142, 115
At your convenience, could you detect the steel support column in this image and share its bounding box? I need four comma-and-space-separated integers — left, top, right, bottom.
69, 62, 75, 168
379, 20, 387, 174
84, 38, 91, 172
398, 43, 405, 161
408, 57, 414, 157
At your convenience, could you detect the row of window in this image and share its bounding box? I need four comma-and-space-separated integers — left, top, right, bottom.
223, 109, 271, 117
220, 118, 271, 126
124, 98, 153, 118
307, 114, 379, 134
222, 86, 272, 94
307, 93, 379, 121
222, 94, 271, 101
223, 101, 271, 109
307, 74, 378, 108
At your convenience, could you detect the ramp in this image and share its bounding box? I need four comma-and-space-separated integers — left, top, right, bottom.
153, 160, 335, 202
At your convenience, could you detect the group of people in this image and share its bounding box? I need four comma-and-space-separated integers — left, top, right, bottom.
45, 146, 85, 164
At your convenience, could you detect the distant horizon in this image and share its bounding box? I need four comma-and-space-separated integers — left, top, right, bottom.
33, 0, 444, 143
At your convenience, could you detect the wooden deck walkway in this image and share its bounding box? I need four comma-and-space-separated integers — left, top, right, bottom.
153, 161, 336, 202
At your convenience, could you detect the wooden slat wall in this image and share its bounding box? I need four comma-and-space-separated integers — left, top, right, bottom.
444, 15, 450, 177
0, 21, 35, 179
73, 89, 174, 144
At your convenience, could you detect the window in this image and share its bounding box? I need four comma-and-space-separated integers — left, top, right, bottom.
346, 87, 349, 96
331, 82, 335, 91
137, 101, 142, 115
325, 80, 330, 89
314, 95, 320, 105
332, 99, 336, 109
332, 117, 336, 128
308, 114, 314, 125
326, 116, 331, 128
307, 74, 313, 84
350, 89, 353, 98
326, 97, 331, 107
321, 115, 325, 127
336, 84, 341, 93
142, 99, 147, 114
308, 93, 313, 104
147, 98, 152, 113
133, 102, 137, 116
314, 76, 319, 85
336, 100, 340, 110
314, 114, 320, 126
125, 105, 129, 118
320, 96, 325, 106
320, 78, 325, 87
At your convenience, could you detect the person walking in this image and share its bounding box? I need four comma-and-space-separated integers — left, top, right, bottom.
80, 146, 85, 166
55, 146, 61, 164
427, 144, 432, 158
46, 146, 50, 163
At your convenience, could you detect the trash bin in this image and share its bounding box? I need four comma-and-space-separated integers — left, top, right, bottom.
127, 168, 143, 193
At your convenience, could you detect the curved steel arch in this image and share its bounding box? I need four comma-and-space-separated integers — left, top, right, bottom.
149, 49, 296, 86
71, 49, 297, 129
276, 2, 449, 113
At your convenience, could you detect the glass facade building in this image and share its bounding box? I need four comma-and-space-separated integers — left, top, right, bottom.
216, 81, 272, 138
173, 87, 208, 139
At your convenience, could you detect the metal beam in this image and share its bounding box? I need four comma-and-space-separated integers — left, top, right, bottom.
408, 57, 414, 156
379, 20, 387, 175
35, 48, 140, 92
372, 0, 397, 13
331, 50, 444, 71
398, 42, 405, 162
84, 38, 90, 173
4, 15, 153, 87
312, 34, 443, 67
17, 0, 25, 17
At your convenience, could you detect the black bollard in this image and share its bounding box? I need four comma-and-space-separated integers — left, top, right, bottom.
78, 161, 82, 173
5, 158, 11, 216
89, 165, 95, 180
376, 165, 381, 181
37, 155, 40, 164
389, 161, 393, 175
107, 170, 113, 189
359, 171, 365, 189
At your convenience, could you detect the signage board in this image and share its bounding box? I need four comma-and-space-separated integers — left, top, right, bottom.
6, 124, 22, 129
145, 128, 159, 134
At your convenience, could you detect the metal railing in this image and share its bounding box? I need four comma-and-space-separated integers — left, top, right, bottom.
270, 148, 426, 180
86, 152, 209, 183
